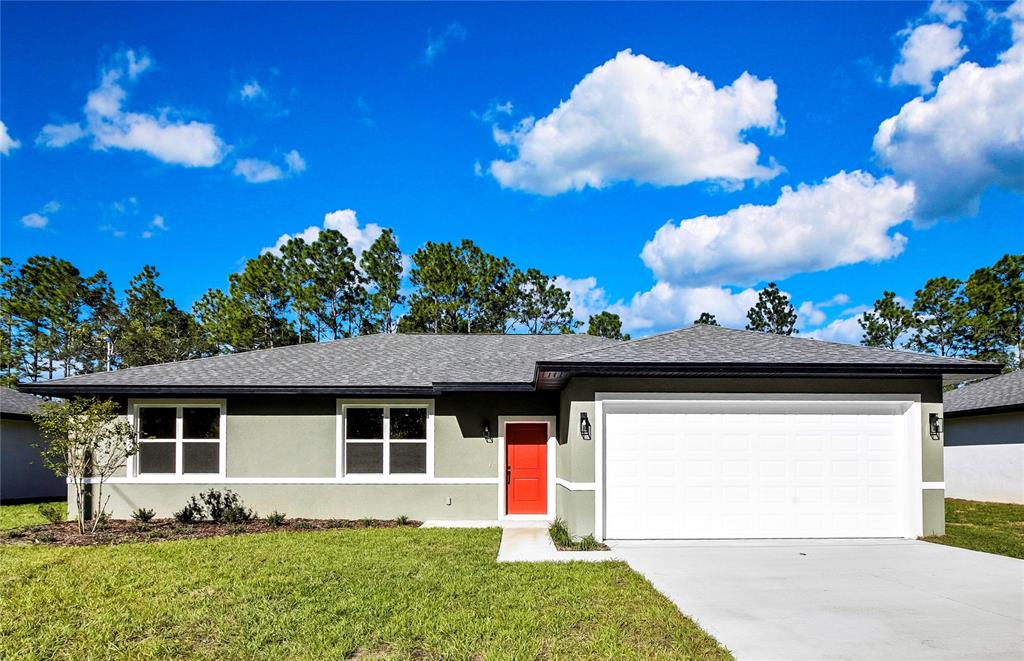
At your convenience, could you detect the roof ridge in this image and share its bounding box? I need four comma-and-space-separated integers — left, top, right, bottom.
552, 326, 693, 360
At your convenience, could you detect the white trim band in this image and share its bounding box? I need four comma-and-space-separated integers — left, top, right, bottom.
922, 482, 946, 490
74, 476, 499, 486
555, 478, 596, 491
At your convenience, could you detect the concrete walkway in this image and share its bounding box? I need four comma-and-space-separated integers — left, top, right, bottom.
613, 539, 1024, 660
496, 523, 621, 562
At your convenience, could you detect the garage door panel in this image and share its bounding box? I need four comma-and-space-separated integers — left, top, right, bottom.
605, 407, 910, 539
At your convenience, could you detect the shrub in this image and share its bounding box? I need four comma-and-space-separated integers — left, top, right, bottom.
360, 517, 375, 528
196, 489, 251, 523
33, 532, 56, 543
549, 518, 573, 548
265, 511, 286, 527
4, 529, 25, 539
172, 523, 191, 535
131, 508, 156, 523
148, 529, 168, 539
577, 534, 599, 551
36, 502, 65, 525
221, 504, 255, 524
173, 501, 202, 524
395, 514, 410, 525
292, 520, 314, 530
225, 524, 246, 536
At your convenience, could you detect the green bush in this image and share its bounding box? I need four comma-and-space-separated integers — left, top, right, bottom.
33, 532, 56, 543
395, 514, 410, 525
173, 500, 202, 524
265, 511, 286, 527
360, 517, 375, 528
577, 534, 599, 551
36, 502, 65, 525
221, 504, 255, 524
131, 508, 155, 523
292, 520, 314, 530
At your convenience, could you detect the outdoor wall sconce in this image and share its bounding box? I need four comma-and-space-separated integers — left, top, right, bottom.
482, 419, 493, 443
929, 413, 943, 440
580, 412, 592, 440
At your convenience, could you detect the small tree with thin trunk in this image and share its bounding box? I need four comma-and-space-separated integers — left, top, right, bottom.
32, 397, 139, 533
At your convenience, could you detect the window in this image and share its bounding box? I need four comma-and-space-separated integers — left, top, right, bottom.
342, 403, 430, 476
134, 402, 224, 477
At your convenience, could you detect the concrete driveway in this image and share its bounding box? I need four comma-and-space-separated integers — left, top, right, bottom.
612, 539, 1023, 660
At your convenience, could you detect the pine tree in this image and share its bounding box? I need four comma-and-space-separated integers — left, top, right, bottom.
361, 229, 404, 334
587, 311, 630, 340
745, 283, 798, 335
693, 312, 719, 326
859, 291, 913, 350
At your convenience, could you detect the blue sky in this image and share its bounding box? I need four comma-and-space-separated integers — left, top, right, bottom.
2, 1, 1021, 342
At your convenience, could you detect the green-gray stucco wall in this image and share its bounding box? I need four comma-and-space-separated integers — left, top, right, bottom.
227, 396, 337, 478
72, 483, 498, 521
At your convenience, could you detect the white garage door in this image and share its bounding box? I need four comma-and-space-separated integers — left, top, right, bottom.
604, 400, 915, 539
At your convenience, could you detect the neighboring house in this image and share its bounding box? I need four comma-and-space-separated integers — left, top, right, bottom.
943, 370, 1024, 504
0, 388, 65, 503
19, 325, 1000, 540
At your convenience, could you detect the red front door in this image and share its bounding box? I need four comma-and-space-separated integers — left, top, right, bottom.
506, 423, 548, 515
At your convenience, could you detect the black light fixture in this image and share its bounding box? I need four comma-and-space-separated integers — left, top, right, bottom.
482, 419, 492, 443
929, 413, 943, 440
580, 412, 592, 440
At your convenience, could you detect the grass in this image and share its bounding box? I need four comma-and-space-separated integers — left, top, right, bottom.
922, 498, 1024, 559
0, 527, 730, 660
0, 500, 65, 530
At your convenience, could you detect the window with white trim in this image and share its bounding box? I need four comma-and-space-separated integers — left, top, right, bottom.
135, 402, 225, 476
343, 404, 429, 475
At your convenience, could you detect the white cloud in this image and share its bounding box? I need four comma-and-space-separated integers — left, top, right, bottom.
640, 170, 915, 287
42, 48, 225, 167
797, 293, 850, 329
875, 5, 1024, 220
284, 149, 306, 174
240, 80, 266, 100
555, 275, 760, 333
803, 313, 866, 344
36, 122, 86, 148
928, 0, 967, 24
262, 209, 385, 259
150, 214, 168, 231
423, 22, 467, 64
0, 120, 21, 155
488, 49, 782, 195
141, 230, 154, 239
234, 158, 284, 183
20, 213, 48, 229
19, 200, 60, 229
233, 149, 305, 183
890, 23, 966, 92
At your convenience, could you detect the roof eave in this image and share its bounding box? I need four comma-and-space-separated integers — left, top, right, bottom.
533, 361, 1002, 389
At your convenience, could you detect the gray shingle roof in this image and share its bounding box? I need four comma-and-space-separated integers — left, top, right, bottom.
944, 369, 1024, 415
19, 333, 618, 393
1, 388, 43, 417
551, 324, 996, 368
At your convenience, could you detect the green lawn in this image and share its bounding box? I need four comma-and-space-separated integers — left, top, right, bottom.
923, 498, 1024, 559
0, 500, 65, 530
0, 527, 730, 660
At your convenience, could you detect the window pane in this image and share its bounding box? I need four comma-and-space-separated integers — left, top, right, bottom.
139, 407, 176, 439
346, 443, 383, 473
347, 408, 384, 439
389, 442, 426, 474
391, 408, 427, 440
139, 442, 176, 473
183, 408, 219, 440
183, 442, 219, 473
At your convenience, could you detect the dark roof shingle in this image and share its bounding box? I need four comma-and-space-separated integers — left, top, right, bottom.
944, 369, 1024, 415
1, 388, 43, 417
19, 333, 617, 393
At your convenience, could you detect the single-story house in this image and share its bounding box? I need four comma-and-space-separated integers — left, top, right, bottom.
19, 325, 1000, 540
943, 369, 1024, 504
1, 388, 66, 503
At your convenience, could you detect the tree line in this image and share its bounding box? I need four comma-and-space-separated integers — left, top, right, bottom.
1, 233, 1019, 386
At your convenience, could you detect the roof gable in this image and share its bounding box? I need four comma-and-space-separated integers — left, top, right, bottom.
944, 369, 1024, 416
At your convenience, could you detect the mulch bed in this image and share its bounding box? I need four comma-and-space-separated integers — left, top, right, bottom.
551, 538, 611, 552
1, 518, 422, 547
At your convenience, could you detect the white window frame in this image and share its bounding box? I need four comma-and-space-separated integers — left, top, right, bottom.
128, 399, 227, 481
336, 399, 434, 482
